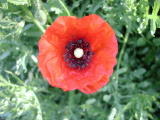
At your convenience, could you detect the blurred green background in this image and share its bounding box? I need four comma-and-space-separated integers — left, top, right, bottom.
0, 0, 160, 120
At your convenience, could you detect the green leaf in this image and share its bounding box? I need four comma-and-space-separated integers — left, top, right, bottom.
150, 19, 156, 36
85, 98, 96, 105
152, 0, 160, 16
153, 38, 160, 46
103, 95, 111, 102
7, 0, 31, 6
149, 0, 160, 35
133, 68, 146, 79
137, 38, 146, 47
0, 17, 25, 40
33, 0, 47, 25
156, 17, 160, 28
44, 0, 69, 16
0, 75, 43, 120
0, 0, 8, 9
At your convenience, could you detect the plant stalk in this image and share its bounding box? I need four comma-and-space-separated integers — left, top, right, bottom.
58, 0, 71, 16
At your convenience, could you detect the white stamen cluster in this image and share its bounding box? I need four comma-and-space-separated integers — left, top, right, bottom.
74, 48, 84, 58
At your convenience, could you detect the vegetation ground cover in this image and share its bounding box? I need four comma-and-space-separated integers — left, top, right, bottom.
0, 0, 160, 120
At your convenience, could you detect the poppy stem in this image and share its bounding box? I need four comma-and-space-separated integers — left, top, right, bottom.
68, 91, 74, 106
115, 32, 129, 88
58, 0, 71, 16
33, 18, 45, 33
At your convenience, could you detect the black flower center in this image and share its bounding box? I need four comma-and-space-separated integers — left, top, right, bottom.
64, 39, 94, 69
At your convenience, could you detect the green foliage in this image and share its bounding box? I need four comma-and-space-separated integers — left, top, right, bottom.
7, 0, 31, 6
149, 0, 160, 35
0, 0, 160, 120
0, 75, 42, 120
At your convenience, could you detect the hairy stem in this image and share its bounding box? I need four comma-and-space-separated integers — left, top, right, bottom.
115, 32, 129, 89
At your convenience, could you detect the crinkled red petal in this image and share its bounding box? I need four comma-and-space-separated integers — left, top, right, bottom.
38, 14, 118, 93
80, 75, 109, 94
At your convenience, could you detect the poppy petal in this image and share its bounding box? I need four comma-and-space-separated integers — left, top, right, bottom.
38, 14, 118, 94
80, 75, 109, 94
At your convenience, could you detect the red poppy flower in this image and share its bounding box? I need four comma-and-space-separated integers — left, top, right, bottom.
38, 14, 118, 94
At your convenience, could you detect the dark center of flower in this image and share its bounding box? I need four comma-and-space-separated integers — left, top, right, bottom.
64, 39, 94, 69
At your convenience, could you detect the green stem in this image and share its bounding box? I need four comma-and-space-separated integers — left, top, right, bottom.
31, 91, 43, 120
68, 91, 77, 119
68, 91, 74, 106
115, 32, 129, 89
21, 7, 45, 33
115, 102, 132, 120
58, 0, 71, 16
117, 32, 129, 70
33, 18, 45, 33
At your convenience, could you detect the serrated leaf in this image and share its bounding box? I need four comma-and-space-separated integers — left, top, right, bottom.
0, 18, 25, 40
50, 7, 62, 14
35, 9, 47, 25
7, 0, 31, 6
44, 0, 69, 16
33, 0, 47, 25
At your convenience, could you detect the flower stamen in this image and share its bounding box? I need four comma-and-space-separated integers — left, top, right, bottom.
74, 48, 84, 58
64, 39, 93, 69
